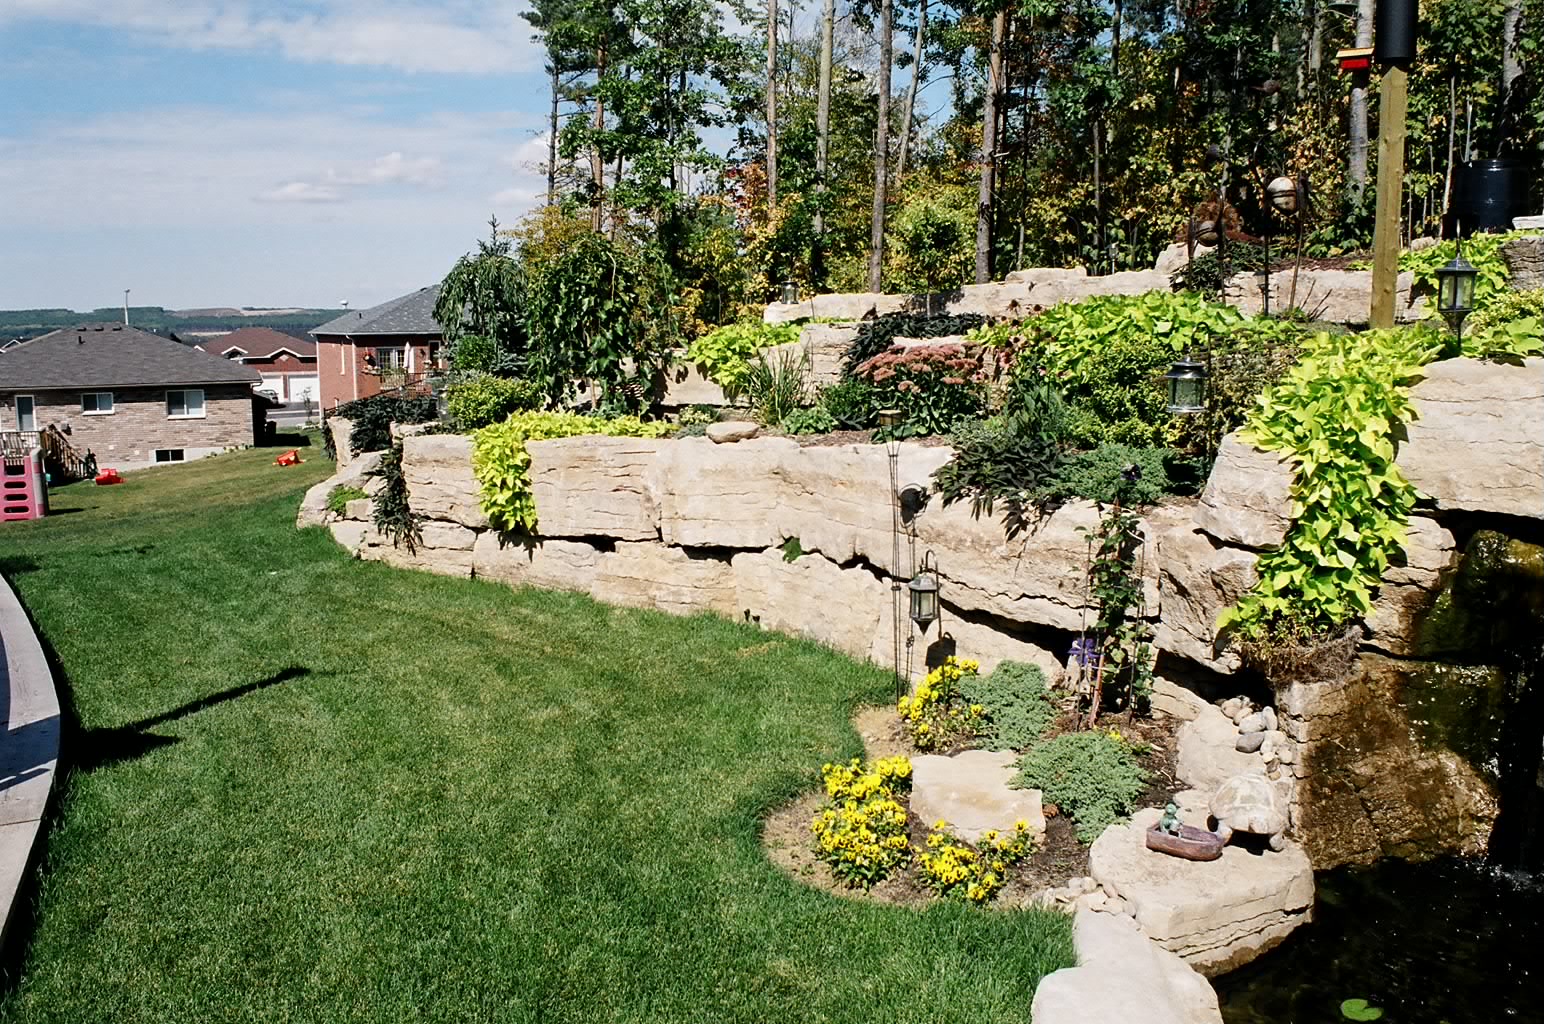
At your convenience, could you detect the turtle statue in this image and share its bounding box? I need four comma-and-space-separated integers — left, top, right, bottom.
1209, 773, 1288, 852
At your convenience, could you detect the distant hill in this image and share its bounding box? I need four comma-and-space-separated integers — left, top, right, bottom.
0, 306, 346, 342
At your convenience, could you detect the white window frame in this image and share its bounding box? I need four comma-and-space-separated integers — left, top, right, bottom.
15, 395, 35, 431
81, 391, 114, 415
166, 388, 207, 419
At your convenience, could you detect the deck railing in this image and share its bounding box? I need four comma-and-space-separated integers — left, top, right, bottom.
0, 427, 95, 481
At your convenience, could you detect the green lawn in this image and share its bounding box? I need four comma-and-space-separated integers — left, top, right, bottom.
0, 446, 1073, 1023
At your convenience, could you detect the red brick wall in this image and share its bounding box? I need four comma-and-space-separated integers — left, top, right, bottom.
317, 336, 440, 411
0, 385, 256, 466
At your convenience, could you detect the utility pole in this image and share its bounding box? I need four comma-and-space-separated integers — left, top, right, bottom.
123, 289, 130, 326
1369, 0, 1416, 328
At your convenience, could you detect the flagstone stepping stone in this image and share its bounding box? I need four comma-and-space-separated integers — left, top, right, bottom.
910, 749, 1045, 844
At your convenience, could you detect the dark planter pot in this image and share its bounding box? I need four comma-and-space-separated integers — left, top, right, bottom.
1455, 159, 1532, 235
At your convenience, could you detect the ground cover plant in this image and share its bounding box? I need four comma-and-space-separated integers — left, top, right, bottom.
1012, 731, 1147, 843
0, 448, 1074, 1024
685, 320, 801, 395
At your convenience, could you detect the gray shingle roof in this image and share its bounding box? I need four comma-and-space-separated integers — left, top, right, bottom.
311, 285, 443, 338
0, 323, 262, 390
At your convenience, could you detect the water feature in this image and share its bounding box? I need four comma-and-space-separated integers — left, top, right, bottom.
1215, 856, 1544, 1023
1219, 526, 1544, 1020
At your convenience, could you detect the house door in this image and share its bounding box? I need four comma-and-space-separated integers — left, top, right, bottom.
15, 395, 35, 431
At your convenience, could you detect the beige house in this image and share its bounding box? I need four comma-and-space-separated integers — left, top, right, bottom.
0, 323, 265, 470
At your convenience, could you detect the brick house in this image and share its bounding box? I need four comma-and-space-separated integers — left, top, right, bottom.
0, 323, 265, 469
311, 286, 444, 411
198, 326, 319, 405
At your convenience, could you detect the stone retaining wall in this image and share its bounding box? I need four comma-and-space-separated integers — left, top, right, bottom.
0, 574, 61, 948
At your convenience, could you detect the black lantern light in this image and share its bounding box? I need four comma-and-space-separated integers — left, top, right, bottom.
781, 281, 799, 305
1164, 354, 1208, 415
907, 552, 941, 632
1435, 245, 1479, 336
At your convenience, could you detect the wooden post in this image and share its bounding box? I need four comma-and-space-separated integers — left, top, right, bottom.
1370, 64, 1408, 328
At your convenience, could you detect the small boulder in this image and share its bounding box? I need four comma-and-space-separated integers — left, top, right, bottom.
1235, 731, 1266, 754
1236, 712, 1268, 734
1261, 706, 1278, 732
707, 421, 760, 444
910, 750, 1046, 844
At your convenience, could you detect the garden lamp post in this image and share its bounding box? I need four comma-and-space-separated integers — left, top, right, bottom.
1435, 245, 1478, 338
1164, 355, 1208, 416
907, 552, 941, 633
878, 406, 906, 695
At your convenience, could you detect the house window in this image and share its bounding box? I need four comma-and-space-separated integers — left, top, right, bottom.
154, 449, 185, 463
81, 391, 114, 415
167, 388, 206, 419
375, 346, 405, 370
14, 395, 35, 431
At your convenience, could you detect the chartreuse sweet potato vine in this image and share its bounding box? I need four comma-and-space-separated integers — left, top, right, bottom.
1219, 327, 1446, 640
472, 411, 673, 533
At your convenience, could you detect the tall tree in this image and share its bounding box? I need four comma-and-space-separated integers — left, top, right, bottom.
896, 0, 928, 187
815, 0, 836, 242
869, 0, 894, 291
1348, 0, 1374, 193
766, 0, 780, 209
975, 7, 1005, 283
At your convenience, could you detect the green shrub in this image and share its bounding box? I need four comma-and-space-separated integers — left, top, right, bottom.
369, 442, 420, 552
445, 373, 543, 430
1221, 326, 1444, 640
853, 343, 987, 439
931, 415, 1064, 538
1463, 288, 1544, 361
1171, 320, 1306, 456
472, 411, 674, 533
780, 405, 836, 435
325, 485, 367, 516
818, 379, 875, 428
674, 423, 709, 438
678, 404, 718, 428
1012, 731, 1146, 843
686, 320, 800, 394
741, 347, 810, 425
887, 192, 974, 297
331, 394, 439, 456
1167, 241, 1267, 298
959, 661, 1056, 752
1395, 232, 1519, 313
450, 334, 500, 374
1045, 444, 1173, 505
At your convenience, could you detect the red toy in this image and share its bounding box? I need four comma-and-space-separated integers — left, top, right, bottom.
274, 450, 303, 467
94, 469, 123, 486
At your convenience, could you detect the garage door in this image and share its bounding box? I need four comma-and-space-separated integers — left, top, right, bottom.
286, 376, 320, 404
258, 374, 287, 402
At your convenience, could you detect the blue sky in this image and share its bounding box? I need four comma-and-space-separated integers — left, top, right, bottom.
0, 1, 560, 310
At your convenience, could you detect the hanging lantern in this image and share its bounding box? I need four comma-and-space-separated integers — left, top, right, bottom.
907, 552, 941, 632
1266, 176, 1299, 214
1435, 247, 1479, 336
1165, 354, 1208, 415
876, 408, 903, 430
781, 281, 799, 305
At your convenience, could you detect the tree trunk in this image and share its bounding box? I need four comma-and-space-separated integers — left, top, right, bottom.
896, 0, 928, 188
868, 0, 893, 293
1443, 74, 1457, 236
815, 0, 835, 241
974, 7, 1005, 284
1503, 0, 1522, 147
546, 68, 560, 206
1347, 0, 1374, 194
766, 0, 779, 211
590, 44, 609, 232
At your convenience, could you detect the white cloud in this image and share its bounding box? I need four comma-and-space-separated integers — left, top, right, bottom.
0, 1, 542, 75
258, 181, 343, 203
325, 152, 444, 188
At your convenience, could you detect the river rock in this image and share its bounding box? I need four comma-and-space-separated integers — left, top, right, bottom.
909, 750, 1046, 844
1260, 706, 1277, 731
1235, 731, 1266, 753
401, 434, 488, 529
707, 421, 760, 444
1193, 434, 1295, 550
1236, 712, 1268, 735
1398, 357, 1544, 520
1031, 909, 1224, 1024
1089, 808, 1313, 974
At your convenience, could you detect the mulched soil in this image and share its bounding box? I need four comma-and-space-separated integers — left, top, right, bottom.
754, 427, 954, 448
761, 700, 1186, 909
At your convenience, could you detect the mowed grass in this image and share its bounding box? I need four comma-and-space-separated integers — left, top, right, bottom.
0, 445, 1073, 1023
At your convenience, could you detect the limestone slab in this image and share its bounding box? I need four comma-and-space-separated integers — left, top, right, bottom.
472, 534, 600, 592
1176, 705, 1266, 792
527, 436, 666, 541
1398, 357, 1544, 519
295, 450, 383, 529
1194, 434, 1294, 551
328, 520, 369, 554
591, 542, 737, 617
1031, 909, 1223, 1024
909, 749, 1045, 844
707, 421, 759, 444
401, 434, 487, 529
732, 548, 885, 662
1154, 524, 1259, 674
1089, 808, 1313, 974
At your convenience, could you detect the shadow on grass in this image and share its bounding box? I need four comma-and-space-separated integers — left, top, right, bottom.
262, 432, 315, 449
0, 603, 313, 986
